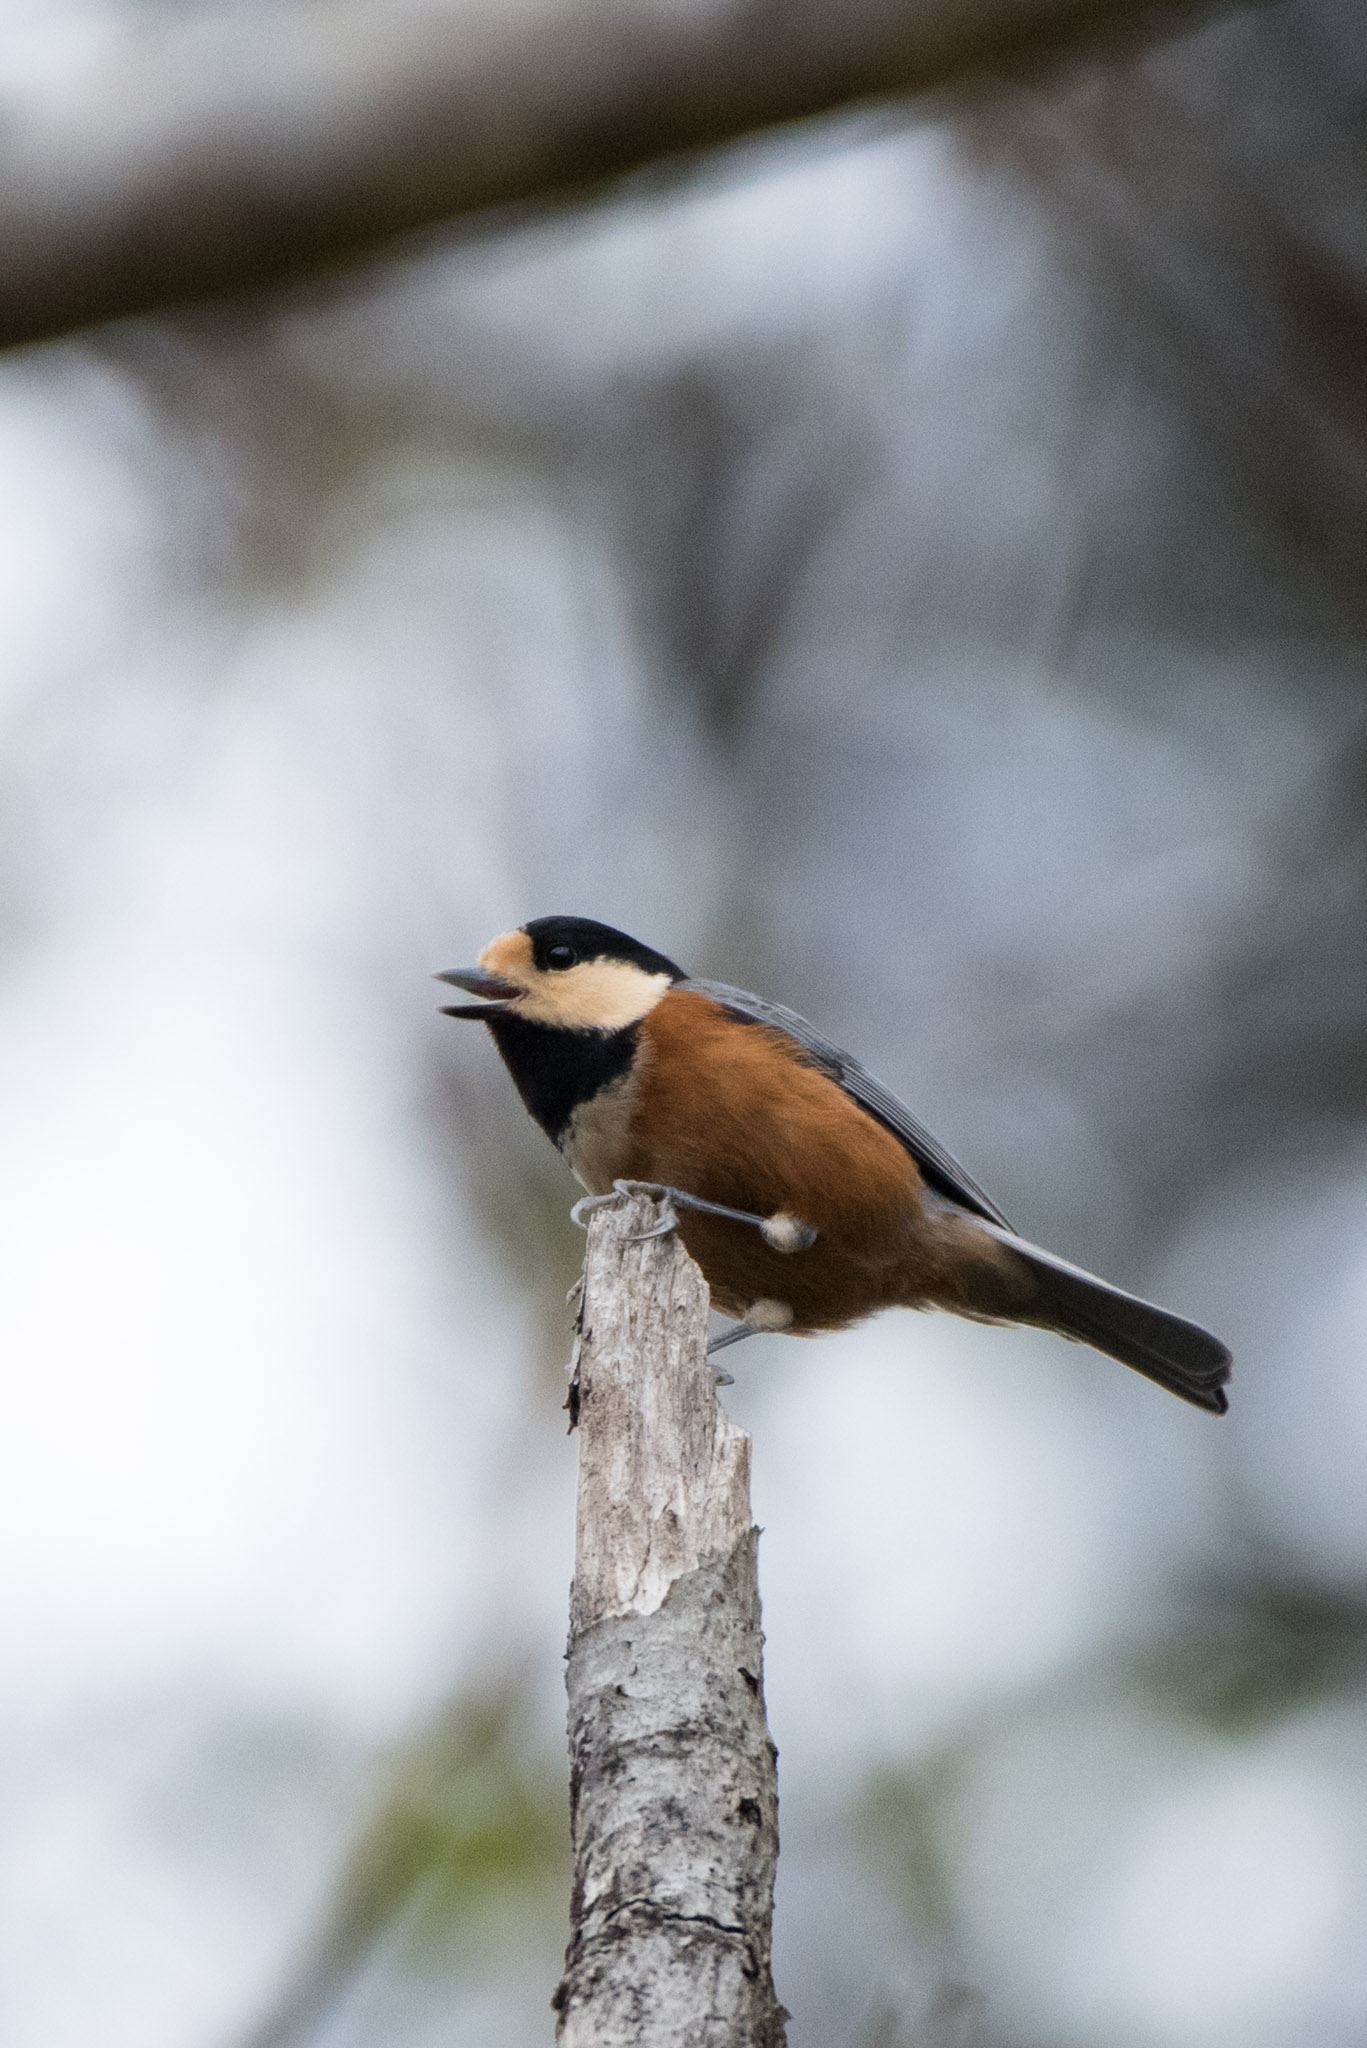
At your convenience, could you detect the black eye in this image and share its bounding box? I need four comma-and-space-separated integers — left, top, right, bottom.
546, 944, 577, 970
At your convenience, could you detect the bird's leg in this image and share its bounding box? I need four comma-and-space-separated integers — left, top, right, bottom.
707, 1322, 760, 1356
707, 1322, 754, 1380
607, 1179, 817, 1252
571, 1179, 815, 1250
707, 1297, 795, 1381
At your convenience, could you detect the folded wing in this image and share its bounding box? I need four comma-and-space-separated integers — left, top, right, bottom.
679, 978, 1013, 1229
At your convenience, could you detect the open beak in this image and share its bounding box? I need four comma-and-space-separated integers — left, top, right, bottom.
434, 967, 523, 1018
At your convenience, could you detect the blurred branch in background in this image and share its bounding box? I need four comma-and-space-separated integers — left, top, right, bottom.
595, 354, 881, 737
0, 0, 1262, 351
972, 46, 1367, 609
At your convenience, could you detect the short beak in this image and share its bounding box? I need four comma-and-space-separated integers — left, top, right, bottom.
434, 967, 522, 1018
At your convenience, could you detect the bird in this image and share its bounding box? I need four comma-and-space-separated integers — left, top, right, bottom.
436, 915, 1231, 1414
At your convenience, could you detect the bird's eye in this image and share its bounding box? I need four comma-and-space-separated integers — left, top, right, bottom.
546, 944, 577, 970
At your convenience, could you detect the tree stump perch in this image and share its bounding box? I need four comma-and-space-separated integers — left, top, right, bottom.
553, 1187, 787, 2047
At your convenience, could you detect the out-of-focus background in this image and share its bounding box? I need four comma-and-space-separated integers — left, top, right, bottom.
2, 0, 1366, 2043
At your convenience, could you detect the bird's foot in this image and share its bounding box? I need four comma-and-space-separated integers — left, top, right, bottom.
569, 1182, 679, 1236
614, 1181, 682, 1240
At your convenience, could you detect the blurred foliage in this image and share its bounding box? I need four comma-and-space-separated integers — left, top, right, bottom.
361, 1688, 567, 1957
856, 1565, 1367, 1973
860, 1755, 964, 1954
860, 1984, 986, 2048
239, 1677, 568, 2048
1132, 1574, 1367, 1734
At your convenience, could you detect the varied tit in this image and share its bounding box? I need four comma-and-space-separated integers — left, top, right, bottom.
437, 916, 1231, 1415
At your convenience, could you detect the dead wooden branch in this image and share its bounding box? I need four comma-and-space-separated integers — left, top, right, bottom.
554, 1186, 786, 2046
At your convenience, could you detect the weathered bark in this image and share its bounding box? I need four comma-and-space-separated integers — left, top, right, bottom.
554, 1187, 786, 2047
0, 0, 1259, 352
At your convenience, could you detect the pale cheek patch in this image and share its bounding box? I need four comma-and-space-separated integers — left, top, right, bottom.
517, 961, 673, 1031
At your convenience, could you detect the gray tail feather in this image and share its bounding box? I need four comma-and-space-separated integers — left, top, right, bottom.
979, 1224, 1232, 1416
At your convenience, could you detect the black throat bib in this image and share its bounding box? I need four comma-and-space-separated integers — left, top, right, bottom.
484, 1013, 639, 1147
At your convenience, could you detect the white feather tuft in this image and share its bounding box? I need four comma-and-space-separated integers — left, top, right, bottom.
760, 1211, 816, 1253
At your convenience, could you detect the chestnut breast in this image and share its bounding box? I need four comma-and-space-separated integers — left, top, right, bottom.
619, 989, 935, 1330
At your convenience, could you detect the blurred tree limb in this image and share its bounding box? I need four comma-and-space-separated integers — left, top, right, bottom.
0, 0, 1265, 352
976, 55, 1367, 606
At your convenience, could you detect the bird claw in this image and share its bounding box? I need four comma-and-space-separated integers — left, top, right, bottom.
611, 1182, 682, 1240
571, 1180, 682, 1237
627, 1202, 680, 1241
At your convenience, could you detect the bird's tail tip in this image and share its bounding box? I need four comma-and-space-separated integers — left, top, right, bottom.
984, 1225, 1232, 1415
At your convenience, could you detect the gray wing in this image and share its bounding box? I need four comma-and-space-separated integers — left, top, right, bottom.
679, 977, 1014, 1231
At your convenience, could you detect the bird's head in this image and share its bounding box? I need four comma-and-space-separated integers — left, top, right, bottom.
436, 916, 684, 1031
